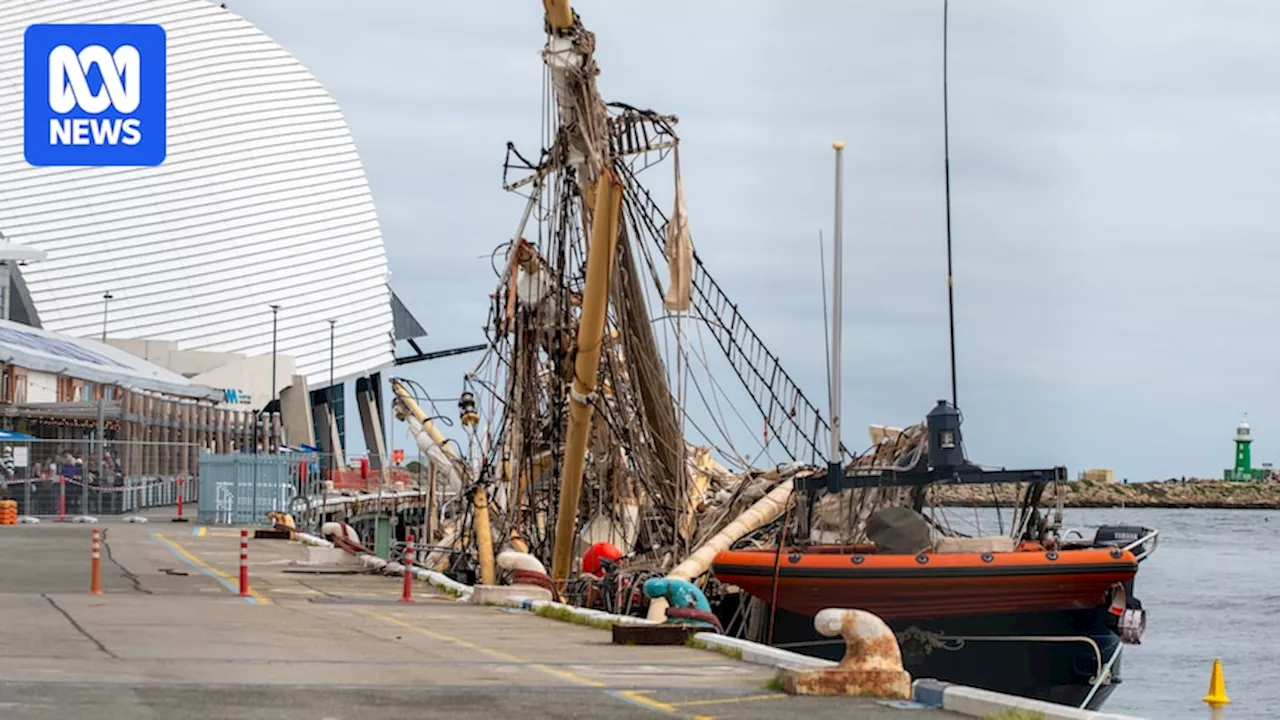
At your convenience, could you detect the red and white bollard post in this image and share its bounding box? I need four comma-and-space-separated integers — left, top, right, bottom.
172, 476, 188, 523
90, 528, 102, 595
399, 534, 414, 603
239, 529, 250, 597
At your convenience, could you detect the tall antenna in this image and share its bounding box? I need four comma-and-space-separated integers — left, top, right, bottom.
828, 141, 845, 490
942, 0, 958, 407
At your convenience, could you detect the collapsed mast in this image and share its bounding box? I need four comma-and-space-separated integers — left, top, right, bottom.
387, 3, 1079, 609
490, 0, 692, 582
462, 0, 835, 583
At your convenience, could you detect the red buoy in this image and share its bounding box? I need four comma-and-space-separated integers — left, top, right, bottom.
582, 542, 623, 577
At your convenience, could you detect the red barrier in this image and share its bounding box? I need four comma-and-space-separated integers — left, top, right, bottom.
327, 467, 417, 491
239, 529, 250, 597
90, 528, 102, 595
399, 534, 415, 603
174, 476, 186, 522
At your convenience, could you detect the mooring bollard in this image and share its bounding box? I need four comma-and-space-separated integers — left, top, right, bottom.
239, 529, 250, 597
90, 528, 102, 595
399, 534, 415, 603
777, 608, 911, 699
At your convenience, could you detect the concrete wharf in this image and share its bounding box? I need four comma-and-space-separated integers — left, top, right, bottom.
0, 514, 961, 720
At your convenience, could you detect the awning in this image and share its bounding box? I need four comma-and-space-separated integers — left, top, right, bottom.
0, 319, 220, 400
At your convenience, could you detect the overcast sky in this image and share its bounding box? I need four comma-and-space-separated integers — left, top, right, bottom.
234, 0, 1280, 481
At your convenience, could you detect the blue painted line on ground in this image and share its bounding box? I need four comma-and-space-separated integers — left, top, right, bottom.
877, 699, 936, 711
190, 525, 200, 536
153, 535, 257, 604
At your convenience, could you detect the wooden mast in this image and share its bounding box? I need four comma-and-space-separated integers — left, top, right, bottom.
539, 0, 624, 583
543, 0, 572, 30
550, 170, 623, 582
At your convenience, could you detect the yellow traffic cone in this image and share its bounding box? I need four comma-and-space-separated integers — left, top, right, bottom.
1203, 658, 1230, 708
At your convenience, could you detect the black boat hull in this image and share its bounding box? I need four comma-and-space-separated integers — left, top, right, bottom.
754, 604, 1122, 711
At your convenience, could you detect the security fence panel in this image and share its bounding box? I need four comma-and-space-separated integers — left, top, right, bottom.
197, 451, 307, 525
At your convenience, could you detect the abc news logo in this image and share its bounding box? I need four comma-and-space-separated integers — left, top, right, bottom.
48, 44, 144, 147
24, 24, 167, 167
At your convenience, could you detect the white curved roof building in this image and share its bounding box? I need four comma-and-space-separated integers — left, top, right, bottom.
0, 0, 395, 387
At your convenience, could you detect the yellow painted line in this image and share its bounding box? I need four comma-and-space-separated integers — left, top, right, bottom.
669, 693, 786, 708
152, 533, 271, 605
198, 526, 208, 536
361, 610, 521, 662
615, 690, 714, 720
531, 662, 605, 688
362, 610, 603, 686
361, 611, 746, 719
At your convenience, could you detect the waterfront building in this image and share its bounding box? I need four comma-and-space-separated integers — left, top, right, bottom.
0, 0, 435, 472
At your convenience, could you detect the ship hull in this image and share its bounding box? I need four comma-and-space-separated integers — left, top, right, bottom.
712, 546, 1139, 711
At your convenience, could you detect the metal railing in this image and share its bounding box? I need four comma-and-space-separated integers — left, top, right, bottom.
0, 436, 438, 523
1, 474, 197, 518
0, 437, 198, 518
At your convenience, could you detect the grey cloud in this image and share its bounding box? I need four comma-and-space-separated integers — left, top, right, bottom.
232, 0, 1280, 479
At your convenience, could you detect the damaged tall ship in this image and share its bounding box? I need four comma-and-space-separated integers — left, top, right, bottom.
387, 0, 1159, 711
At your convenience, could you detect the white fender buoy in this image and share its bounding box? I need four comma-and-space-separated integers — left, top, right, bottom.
497, 550, 547, 574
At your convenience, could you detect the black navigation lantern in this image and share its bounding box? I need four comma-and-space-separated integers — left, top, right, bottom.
458, 391, 478, 427
927, 399, 965, 473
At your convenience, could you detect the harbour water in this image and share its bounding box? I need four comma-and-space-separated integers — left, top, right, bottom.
955, 506, 1277, 720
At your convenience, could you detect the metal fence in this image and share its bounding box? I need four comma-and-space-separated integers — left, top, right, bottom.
2, 474, 200, 518
0, 438, 200, 518
0, 436, 429, 522
196, 451, 318, 525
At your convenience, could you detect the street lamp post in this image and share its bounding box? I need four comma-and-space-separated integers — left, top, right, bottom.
328, 319, 336, 404
328, 319, 336, 481
100, 291, 113, 342
269, 304, 281, 407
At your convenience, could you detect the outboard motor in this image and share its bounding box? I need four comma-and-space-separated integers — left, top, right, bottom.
1094, 525, 1144, 545
1105, 579, 1147, 645
1094, 526, 1154, 645
1094, 525, 1158, 562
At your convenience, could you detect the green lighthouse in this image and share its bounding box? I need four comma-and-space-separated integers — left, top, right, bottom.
1225, 414, 1264, 482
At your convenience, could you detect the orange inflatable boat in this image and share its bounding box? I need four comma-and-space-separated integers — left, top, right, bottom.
711, 542, 1138, 621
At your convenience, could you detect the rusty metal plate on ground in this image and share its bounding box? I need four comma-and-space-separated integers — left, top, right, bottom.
611, 623, 696, 646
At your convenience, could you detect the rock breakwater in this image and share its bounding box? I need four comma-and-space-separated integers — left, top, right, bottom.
935, 478, 1280, 509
